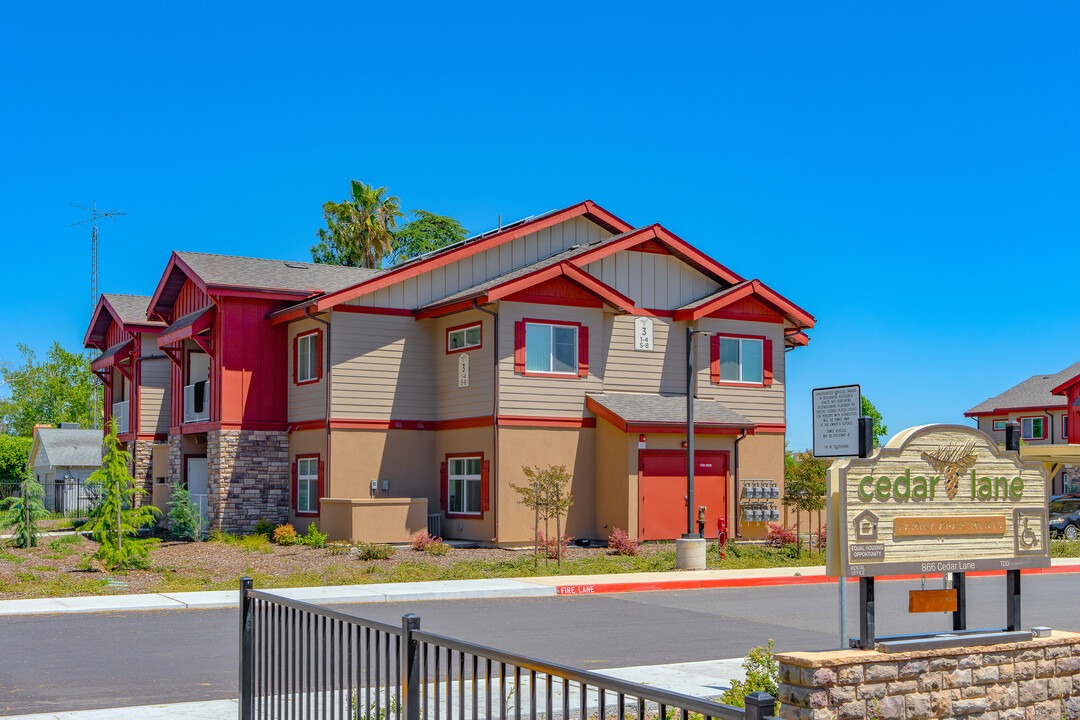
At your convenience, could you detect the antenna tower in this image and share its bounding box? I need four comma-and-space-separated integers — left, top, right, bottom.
71, 202, 128, 313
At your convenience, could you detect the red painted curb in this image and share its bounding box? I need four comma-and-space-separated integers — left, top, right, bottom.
553, 563, 1080, 596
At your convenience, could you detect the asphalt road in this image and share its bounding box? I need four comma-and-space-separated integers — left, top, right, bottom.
2, 574, 1077, 716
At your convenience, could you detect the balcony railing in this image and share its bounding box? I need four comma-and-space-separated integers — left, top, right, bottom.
112, 400, 129, 434
183, 381, 210, 424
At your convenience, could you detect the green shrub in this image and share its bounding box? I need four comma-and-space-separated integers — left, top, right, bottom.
167, 482, 202, 541
210, 530, 272, 553
302, 523, 328, 548
272, 524, 299, 545
327, 542, 352, 556
424, 542, 450, 557
252, 518, 275, 536
0, 436, 32, 485
720, 640, 778, 708
0, 478, 47, 548
355, 542, 394, 560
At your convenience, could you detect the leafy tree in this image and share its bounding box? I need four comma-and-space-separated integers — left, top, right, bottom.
0, 477, 46, 548
861, 396, 888, 447
388, 211, 467, 265
783, 449, 829, 556
310, 180, 404, 269
0, 435, 32, 485
84, 421, 160, 569
720, 640, 778, 708
0, 342, 99, 436
511, 465, 574, 566
166, 481, 202, 541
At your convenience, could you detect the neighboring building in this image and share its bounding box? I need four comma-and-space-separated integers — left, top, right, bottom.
84, 293, 169, 505
965, 360, 1080, 494
86, 200, 816, 543
28, 424, 101, 516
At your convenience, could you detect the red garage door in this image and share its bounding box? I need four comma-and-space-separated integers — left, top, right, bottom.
638, 451, 728, 541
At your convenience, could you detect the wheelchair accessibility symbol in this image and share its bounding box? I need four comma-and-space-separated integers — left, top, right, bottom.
1013, 508, 1046, 555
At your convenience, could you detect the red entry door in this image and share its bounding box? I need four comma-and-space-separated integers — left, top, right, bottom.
638, 452, 728, 541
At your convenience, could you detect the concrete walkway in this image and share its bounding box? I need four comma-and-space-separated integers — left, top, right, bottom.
1, 658, 749, 720
2, 558, 1079, 616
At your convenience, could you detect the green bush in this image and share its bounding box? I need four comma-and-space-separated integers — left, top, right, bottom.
167, 482, 202, 541
0, 436, 32, 485
0, 478, 47, 548
355, 542, 394, 560
301, 523, 328, 548
252, 518, 275, 536
424, 542, 450, 556
720, 640, 778, 708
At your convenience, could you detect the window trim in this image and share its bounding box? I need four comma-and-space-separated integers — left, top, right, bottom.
294, 453, 322, 517
710, 333, 771, 387
442, 452, 489, 519
519, 319, 586, 378
294, 330, 322, 386
1018, 415, 1047, 441
446, 321, 482, 355
1063, 414, 1068, 440
992, 420, 1007, 431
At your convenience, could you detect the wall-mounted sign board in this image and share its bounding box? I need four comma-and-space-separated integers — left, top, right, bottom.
826, 424, 1050, 578
634, 317, 654, 351
813, 385, 861, 458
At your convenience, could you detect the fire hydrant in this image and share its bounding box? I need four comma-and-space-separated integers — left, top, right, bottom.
717, 517, 728, 558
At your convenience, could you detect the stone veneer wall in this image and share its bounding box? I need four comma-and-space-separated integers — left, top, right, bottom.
207, 429, 289, 533
127, 440, 154, 507
168, 434, 182, 485
777, 632, 1080, 720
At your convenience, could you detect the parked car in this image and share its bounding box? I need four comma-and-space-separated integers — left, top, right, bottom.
1049, 496, 1080, 539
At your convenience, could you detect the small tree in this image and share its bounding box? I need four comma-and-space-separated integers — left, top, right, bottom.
166, 481, 202, 541
782, 449, 828, 556
861, 396, 888, 447
84, 421, 160, 569
0, 477, 47, 548
511, 465, 574, 566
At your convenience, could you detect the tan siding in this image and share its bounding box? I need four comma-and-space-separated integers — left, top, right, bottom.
583, 251, 721, 310
138, 357, 170, 433
331, 312, 434, 420
601, 314, 686, 395
287, 318, 328, 423
431, 311, 494, 421
497, 301, 602, 417
344, 216, 612, 310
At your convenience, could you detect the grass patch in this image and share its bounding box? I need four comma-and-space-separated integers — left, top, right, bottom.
50, 534, 82, 547
0, 550, 25, 564
0, 572, 112, 596
28, 565, 57, 572
1051, 539, 1080, 557
208, 531, 273, 554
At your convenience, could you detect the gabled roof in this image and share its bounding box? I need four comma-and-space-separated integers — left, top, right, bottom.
673, 279, 815, 329
83, 294, 163, 349
586, 393, 755, 432
30, 429, 103, 469
1051, 369, 1080, 397
268, 201, 638, 323
965, 360, 1080, 416
148, 251, 383, 318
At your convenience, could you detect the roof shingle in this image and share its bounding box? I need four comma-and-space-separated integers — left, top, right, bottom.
587, 392, 754, 427
175, 251, 385, 295
966, 360, 1080, 415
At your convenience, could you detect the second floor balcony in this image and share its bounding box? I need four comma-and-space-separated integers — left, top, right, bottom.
183, 381, 210, 424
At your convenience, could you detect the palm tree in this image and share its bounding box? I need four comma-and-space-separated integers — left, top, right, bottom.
311, 181, 404, 268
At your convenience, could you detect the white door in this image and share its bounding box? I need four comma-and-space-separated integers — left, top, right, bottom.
186, 457, 209, 519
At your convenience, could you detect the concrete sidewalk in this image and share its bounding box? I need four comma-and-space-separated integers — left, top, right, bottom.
1, 658, 749, 720
1, 557, 1078, 616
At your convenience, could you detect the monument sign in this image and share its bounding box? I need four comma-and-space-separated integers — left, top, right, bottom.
827, 424, 1050, 578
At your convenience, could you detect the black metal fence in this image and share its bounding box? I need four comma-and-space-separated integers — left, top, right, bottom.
239, 578, 778, 720
0, 478, 98, 519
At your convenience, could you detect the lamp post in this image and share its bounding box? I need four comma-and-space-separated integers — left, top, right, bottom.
686, 327, 709, 538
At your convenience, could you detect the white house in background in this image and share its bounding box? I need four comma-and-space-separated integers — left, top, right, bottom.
29, 424, 102, 516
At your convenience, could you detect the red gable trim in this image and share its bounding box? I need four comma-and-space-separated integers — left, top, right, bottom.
964, 405, 1065, 418
148, 253, 209, 321
785, 331, 810, 348
673, 278, 815, 329
83, 295, 163, 349
1051, 372, 1080, 397
268, 201, 634, 325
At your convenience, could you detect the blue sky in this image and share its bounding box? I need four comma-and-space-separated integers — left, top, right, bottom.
1, 2, 1077, 450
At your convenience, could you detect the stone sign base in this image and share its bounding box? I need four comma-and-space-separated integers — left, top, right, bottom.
776, 631, 1080, 720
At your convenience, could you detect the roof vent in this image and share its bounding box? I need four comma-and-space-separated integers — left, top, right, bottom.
59, 422, 80, 429
283, 262, 309, 269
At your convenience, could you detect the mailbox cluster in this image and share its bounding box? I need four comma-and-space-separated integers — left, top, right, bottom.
740, 479, 780, 524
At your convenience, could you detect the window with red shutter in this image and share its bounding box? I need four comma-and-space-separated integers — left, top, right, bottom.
577, 326, 589, 377
763, 338, 773, 387
514, 322, 526, 374
480, 460, 490, 512
439, 462, 448, 512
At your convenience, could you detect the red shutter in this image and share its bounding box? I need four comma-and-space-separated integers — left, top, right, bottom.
514, 322, 526, 374
292, 336, 299, 384
710, 335, 719, 384
577, 325, 589, 378
291, 460, 298, 512
763, 338, 773, 387
316, 332, 324, 382
316, 459, 325, 515
481, 460, 490, 512
439, 461, 448, 512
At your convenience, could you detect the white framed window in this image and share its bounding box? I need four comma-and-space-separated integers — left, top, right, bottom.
297, 457, 319, 514
1020, 417, 1045, 441
296, 332, 319, 384
993, 420, 1007, 431
716, 336, 764, 384
448, 456, 482, 515
447, 323, 481, 353
525, 322, 578, 374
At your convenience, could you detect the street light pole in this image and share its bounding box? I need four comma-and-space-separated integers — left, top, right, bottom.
686, 327, 708, 539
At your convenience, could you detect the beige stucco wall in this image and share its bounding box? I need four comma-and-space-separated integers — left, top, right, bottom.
320, 498, 427, 543
496, 427, 597, 545
330, 427, 436, 508
595, 418, 636, 540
